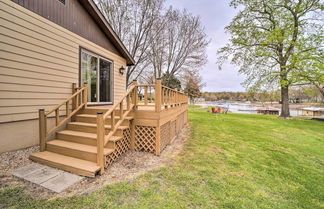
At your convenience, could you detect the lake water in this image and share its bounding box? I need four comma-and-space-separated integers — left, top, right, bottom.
197, 102, 302, 116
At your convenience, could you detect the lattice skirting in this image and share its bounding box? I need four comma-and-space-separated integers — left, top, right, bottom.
159, 110, 188, 153
170, 120, 176, 143
105, 128, 131, 167
160, 122, 170, 151
135, 125, 156, 154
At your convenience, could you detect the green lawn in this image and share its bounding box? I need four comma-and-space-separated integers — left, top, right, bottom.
1, 109, 324, 209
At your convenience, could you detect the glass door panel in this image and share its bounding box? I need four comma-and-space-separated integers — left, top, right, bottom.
99, 59, 112, 102
80, 49, 113, 104
81, 51, 98, 102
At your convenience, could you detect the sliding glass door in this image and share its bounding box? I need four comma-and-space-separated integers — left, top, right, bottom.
81, 49, 112, 104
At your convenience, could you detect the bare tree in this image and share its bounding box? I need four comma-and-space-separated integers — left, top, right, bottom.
148, 8, 209, 84
97, 0, 164, 85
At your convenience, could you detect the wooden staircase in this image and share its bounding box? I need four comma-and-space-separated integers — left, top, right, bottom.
29, 80, 188, 177
30, 107, 134, 177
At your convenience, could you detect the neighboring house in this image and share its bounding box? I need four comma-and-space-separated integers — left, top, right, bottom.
0, 0, 188, 177
301, 107, 324, 117
0, 0, 134, 153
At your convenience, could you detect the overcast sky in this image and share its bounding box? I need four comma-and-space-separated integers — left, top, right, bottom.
165, 0, 246, 92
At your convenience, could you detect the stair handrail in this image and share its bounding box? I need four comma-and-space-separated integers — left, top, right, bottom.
96, 81, 137, 174
38, 83, 88, 152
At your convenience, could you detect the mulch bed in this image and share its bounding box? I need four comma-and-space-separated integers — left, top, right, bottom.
0, 123, 190, 199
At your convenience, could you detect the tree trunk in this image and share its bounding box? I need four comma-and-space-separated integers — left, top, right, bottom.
280, 86, 290, 118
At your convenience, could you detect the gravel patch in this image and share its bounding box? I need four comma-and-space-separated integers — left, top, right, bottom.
0, 123, 190, 199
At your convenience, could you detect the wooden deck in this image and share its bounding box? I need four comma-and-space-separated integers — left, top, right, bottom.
30, 80, 188, 177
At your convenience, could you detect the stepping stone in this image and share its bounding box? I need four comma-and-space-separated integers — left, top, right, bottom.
12, 163, 45, 178
12, 163, 84, 193
40, 172, 83, 193
23, 166, 61, 184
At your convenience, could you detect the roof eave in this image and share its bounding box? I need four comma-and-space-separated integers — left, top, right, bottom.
79, 0, 135, 66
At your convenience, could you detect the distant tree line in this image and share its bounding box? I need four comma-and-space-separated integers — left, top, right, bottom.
203, 85, 323, 103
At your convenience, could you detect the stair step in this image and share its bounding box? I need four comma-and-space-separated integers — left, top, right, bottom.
67, 122, 129, 134
57, 130, 97, 145
75, 114, 133, 124
29, 151, 100, 177
46, 139, 114, 162
76, 114, 133, 120
69, 122, 129, 129
80, 107, 132, 115
47, 140, 113, 155
80, 108, 110, 114
57, 130, 122, 145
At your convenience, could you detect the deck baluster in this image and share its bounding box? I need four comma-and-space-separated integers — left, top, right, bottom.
55, 109, 59, 125
120, 100, 123, 119
144, 86, 148, 105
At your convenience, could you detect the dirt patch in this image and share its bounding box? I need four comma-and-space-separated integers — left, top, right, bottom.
0, 123, 191, 199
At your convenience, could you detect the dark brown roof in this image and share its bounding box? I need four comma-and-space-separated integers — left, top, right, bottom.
79, 0, 135, 66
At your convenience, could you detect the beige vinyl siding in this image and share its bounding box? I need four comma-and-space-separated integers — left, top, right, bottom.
0, 0, 127, 124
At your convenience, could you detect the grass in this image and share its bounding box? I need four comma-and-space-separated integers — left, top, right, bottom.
1, 109, 323, 208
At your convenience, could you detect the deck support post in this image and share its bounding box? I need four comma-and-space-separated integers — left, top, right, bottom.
96, 112, 105, 175
156, 122, 161, 156
130, 119, 135, 151
39, 109, 46, 152
155, 79, 162, 112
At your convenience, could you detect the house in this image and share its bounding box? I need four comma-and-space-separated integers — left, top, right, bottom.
301, 107, 324, 117
0, 0, 188, 177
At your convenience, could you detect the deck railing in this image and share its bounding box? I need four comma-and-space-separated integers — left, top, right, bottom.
137, 79, 188, 112
38, 83, 88, 152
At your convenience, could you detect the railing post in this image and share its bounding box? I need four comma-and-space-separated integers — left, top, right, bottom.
39, 109, 46, 152
96, 112, 105, 175
155, 79, 162, 112
83, 83, 88, 108
132, 80, 138, 110
72, 83, 77, 111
